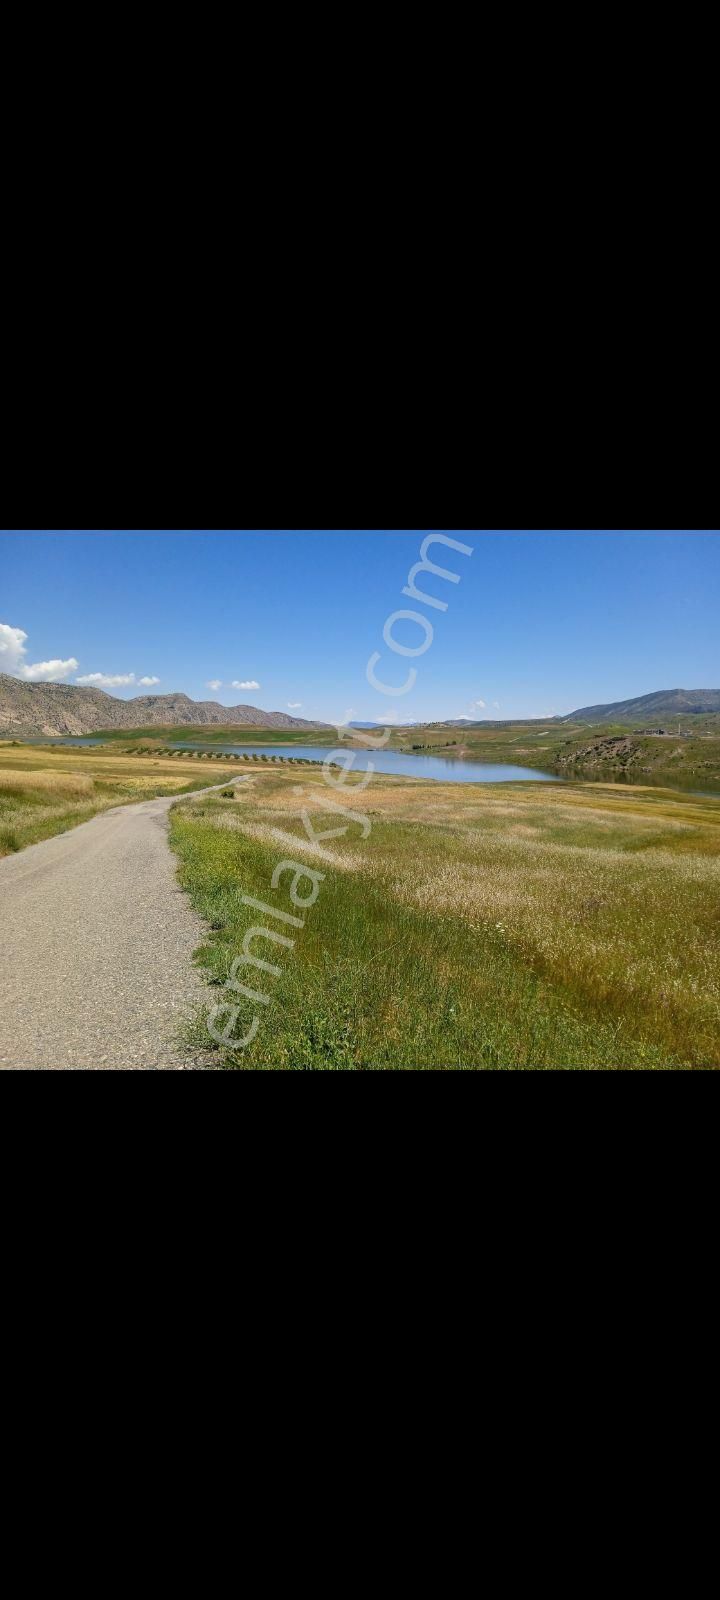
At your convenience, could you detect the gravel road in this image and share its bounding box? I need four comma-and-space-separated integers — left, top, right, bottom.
0, 781, 237, 1070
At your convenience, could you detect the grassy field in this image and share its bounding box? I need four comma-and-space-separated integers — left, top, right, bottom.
387, 721, 720, 791
0, 742, 248, 855
90, 723, 338, 746
169, 766, 720, 1070
5, 739, 719, 1069
83, 719, 720, 792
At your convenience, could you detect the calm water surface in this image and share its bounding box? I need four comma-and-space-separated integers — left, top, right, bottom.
16, 737, 719, 793
23, 736, 107, 746
169, 742, 559, 783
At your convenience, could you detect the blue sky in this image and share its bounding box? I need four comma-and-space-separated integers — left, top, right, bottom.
1, 530, 718, 722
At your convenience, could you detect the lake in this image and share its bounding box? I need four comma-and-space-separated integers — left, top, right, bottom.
22, 736, 107, 746
14, 737, 718, 794
169, 742, 559, 784
16, 734, 558, 782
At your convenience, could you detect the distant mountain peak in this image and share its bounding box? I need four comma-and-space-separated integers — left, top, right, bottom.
0, 674, 331, 738
565, 688, 720, 722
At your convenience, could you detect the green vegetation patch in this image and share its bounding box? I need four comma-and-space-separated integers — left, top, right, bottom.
169, 775, 720, 1069
0, 752, 245, 857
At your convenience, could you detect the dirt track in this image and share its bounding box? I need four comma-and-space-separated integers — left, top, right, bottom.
0, 782, 235, 1070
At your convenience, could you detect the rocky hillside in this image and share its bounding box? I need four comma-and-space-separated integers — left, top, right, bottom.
0, 675, 330, 738
556, 730, 720, 789
566, 689, 720, 722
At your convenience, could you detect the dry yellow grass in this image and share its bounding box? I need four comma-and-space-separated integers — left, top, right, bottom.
4, 745, 720, 1064
175, 767, 720, 1065
0, 767, 94, 796
0, 744, 248, 857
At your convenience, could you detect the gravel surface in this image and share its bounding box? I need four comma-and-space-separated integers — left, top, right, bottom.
0, 781, 239, 1070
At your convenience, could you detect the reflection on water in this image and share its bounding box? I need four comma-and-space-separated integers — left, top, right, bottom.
14, 737, 720, 795
21, 736, 107, 747
613, 768, 720, 796
169, 742, 559, 784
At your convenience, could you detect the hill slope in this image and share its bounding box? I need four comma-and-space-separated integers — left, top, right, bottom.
566, 689, 720, 723
0, 675, 330, 738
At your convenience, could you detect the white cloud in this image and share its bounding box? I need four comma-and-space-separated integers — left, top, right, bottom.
24, 657, 79, 682
0, 623, 28, 673
76, 672, 136, 689
471, 698, 486, 710
338, 707, 408, 728
232, 679, 260, 690
492, 701, 501, 710
205, 680, 223, 691
288, 701, 302, 709
72, 669, 159, 690
0, 622, 78, 682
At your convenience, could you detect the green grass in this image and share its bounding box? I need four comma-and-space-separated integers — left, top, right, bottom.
14, 713, 720, 792
385, 720, 720, 792
92, 723, 337, 746
0, 749, 247, 856
169, 772, 720, 1069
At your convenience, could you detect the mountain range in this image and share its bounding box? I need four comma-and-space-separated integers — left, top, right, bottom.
441, 690, 720, 728
564, 689, 720, 722
0, 675, 331, 738
2, 677, 719, 740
